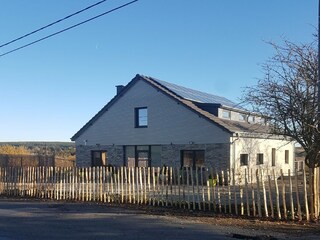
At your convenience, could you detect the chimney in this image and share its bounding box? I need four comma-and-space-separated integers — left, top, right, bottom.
116, 85, 124, 95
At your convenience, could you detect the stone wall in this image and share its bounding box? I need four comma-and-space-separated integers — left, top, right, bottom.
76, 143, 230, 170
76, 145, 124, 167
160, 143, 230, 169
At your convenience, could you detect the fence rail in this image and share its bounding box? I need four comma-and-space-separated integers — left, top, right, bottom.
0, 166, 319, 221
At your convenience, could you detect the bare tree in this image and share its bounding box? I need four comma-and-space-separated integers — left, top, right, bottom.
242, 38, 319, 219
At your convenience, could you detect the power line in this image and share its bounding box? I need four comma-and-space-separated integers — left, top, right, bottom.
0, 0, 138, 57
0, 0, 108, 48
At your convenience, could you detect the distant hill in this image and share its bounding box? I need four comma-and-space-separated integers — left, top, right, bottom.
0, 142, 74, 148
0, 142, 75, 157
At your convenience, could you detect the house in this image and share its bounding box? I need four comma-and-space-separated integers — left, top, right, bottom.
71, 74, 295, 178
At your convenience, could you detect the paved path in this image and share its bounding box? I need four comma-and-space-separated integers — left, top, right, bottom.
0, 199, 236, 240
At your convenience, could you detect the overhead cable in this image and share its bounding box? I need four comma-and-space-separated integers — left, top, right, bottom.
0, 0, 138, 57
0, 0, 108, 48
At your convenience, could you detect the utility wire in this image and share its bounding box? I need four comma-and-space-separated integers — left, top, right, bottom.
0, 0, 108, 48
0, 0, 138, 57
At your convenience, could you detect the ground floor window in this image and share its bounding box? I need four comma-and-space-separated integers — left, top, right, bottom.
256, 153, 264, 165
271, 148, 276, 166
91, 150, 107, 167
240, 154, 248, 166
181, 150, 205, 168
124, 145, 161, 167
285, 150, 289, 164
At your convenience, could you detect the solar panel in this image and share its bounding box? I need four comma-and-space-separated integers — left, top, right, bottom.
152, 77, 238, 108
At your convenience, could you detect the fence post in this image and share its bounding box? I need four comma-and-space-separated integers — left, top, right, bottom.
211, 168, 216, 213
177, 167, 181, 208
136, 167, 139, 204
127, 167, 131, 204
261, 169, 268, 218
190, 168, 195, 210
221, 170, 225, 213
200, 168, 205, 211
132, 167, 135, 204
125, 166, 128, 204
152, 167, 156, 206
181, 167, 185, 208
288, 169, 294, 220
169, 167, 173, 207
196, 167, 201, 211
303, 166, 309, 221
216, 172, 221, 213
294, 167, 302, 221
273, 169, 281, 219
227, 170, 231, 214
143, 167, 147, 205
267, 173, 274, 219
232, 169, 238, 215
207, 168, 211, 211
280, 169, 287, 220
256, 169, 262, 218
148, 167, 151, 205
186, 167, 191, 210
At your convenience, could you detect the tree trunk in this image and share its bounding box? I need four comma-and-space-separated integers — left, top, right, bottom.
315, 167, 319, 219
309, 167, 315, 220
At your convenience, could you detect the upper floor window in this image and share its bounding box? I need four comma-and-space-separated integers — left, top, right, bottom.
222, 110, 231, 119
239, 114, 246, 122
135, 107, 148, 128
248, 115, 255, 123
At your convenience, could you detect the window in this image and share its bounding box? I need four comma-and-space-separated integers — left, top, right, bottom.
285, 150, 289, 164
125, 146, 135, 167
248, 115, 255, 123
136, 145, 149, 167
271, 148, 276, 166
222, 110, 231, 119
256, 153, 264, 165
124, 145, 161, 167
91, 150, 107, 166
135, 107, 148, 128
257, 117, 266, 124
240, 154, 248, 166
239, 114, 246, 122
181, 150, 205, 168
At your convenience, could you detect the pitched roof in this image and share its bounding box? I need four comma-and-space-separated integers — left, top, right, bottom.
152, 77, 238, 108
71, 74, 270, 141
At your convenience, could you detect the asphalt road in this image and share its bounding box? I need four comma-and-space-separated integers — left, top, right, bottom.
0, 199, 238, 240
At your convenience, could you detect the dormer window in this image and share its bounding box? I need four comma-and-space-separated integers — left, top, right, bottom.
248, 115, 255, 123
222, 110, 231, 119
239, 114, 246, 122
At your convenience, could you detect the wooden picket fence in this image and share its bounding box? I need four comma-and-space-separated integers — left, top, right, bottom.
0, 166, 319, 221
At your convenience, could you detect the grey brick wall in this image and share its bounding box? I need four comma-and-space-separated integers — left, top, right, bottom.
76, 143, 230, 171
160, 143, 230, 170
76, 145, 124, 167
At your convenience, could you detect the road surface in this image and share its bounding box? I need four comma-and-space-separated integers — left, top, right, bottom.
0, 199, 318, 240
0, 199, 237, 240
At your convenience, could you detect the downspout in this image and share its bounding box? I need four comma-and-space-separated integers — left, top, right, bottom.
231, 133, 240, 172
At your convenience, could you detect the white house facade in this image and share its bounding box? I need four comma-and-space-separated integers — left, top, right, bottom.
71, 74, 295, 177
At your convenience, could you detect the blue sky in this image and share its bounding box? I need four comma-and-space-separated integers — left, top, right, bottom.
0, 0, 317, 142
